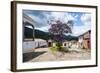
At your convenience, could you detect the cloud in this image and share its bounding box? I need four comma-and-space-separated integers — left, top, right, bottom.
72, 25, 90, 36
35, 25, 50, 32
26, 11, 77, 32
49, 12, 76, 23
72, 13, 91, 36
81, 14, 91, 22
23, 10, 91, 35
81, 14, 91, 28
28, 14, 48, 28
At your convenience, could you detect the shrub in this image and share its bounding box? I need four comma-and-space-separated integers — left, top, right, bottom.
50, 46, 58, 53
56, 43, 64, 51
50, 42, 65, 53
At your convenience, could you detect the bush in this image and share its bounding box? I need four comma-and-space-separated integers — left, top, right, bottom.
50, 46, 58, 53
50, 42, 65, 53
56, 43, 64, 52
56, 43, 61, 47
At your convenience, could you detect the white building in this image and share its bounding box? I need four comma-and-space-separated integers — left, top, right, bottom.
23, 13, 35, 53
23, 13, 48, 53
23, 39, 48, 53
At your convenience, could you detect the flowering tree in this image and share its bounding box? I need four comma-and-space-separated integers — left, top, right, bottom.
49, 20, 73, 42
48, 20, 73, 51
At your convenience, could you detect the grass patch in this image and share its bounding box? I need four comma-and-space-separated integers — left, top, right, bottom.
50, 46, 58, 53
50, 42, 65, 53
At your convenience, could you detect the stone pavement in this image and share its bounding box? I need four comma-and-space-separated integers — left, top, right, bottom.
24, 47, 91, 62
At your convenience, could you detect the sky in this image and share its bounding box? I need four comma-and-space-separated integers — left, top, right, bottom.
23, 10, 91, 36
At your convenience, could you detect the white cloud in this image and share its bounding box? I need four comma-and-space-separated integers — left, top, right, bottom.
30, 12, 77, 32
25, 11, 91, 35
81, 14, 91, 22
72, 13, 91, 36
72, 25, 90, 36
35, 25, 50, 32
28, 14, 48, 28
74, 14, 78, 18
49, 12, 76, 23
81, 13, 91, 27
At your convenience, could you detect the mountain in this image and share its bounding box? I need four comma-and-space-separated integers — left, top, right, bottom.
63, 35, 78, 41
35, 29, 78, 41
35, 29, 50, 40
24, 27, 78, 41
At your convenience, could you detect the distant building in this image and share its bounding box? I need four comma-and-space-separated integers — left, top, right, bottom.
78, 30, 91, 49
48, 39, 53, 47
62, 41, 69, 47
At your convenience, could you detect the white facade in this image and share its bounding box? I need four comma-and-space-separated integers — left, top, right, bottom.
23, 39, 48, 53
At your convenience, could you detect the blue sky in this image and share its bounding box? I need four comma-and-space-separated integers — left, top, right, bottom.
23, 10, 91, 36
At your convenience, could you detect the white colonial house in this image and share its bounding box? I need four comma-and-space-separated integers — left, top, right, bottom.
23, 13, 48, 53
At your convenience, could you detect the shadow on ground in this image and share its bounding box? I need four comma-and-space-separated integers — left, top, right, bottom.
23, 51, 46, 62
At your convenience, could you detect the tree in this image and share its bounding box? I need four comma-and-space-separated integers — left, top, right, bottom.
48, 20, 73, 51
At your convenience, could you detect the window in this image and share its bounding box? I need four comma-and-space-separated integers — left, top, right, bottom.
23, 22, 34, 41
